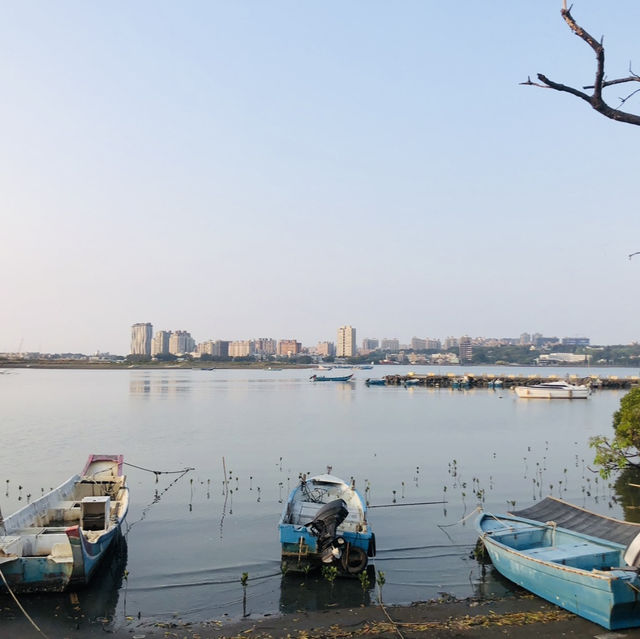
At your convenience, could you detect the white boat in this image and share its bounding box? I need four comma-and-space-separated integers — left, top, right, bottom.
514, 380, 589, 399
0, 454, 128, 592
278, 473, 375, 575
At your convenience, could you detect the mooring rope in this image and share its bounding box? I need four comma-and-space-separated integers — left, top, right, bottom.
0, 568, 50, 639
123, 461, 195, 479
124, 467, 193, 537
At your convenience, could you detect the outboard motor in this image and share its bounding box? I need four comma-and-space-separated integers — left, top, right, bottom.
306, 499, 349, 563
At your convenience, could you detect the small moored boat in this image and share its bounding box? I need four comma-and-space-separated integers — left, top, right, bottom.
310, 374, 353, 382
365, 378, 386, 386
279, 473, 375, 575
476, 510, 640, 629
514, 380, 589, 399
0, 454, 128, 592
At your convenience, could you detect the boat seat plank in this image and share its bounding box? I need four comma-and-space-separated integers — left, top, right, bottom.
525, 542, 621, 568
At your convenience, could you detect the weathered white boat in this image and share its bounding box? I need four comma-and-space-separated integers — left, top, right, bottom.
514, 380, 589, 399
0, 454, 128, 592
279, 473, 375, 575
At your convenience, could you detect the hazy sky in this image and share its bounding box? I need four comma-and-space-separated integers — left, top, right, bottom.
2, 1, 640, 354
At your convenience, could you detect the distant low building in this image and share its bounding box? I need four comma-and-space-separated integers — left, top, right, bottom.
229, 340, 254, 357
316, 341, 335, 357
538, 353, 589, 364
278, 339, 301, 357
381, 338, 400, 352
361, 338, 379, 353
562, 337, 590, 346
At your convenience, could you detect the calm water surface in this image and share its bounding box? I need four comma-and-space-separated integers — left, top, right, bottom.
0, 366, 634, 634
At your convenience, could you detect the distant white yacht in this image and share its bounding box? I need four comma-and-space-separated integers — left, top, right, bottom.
514, 380, 589, 399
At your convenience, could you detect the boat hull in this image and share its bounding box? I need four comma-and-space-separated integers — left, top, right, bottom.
477, 513, 640, 629
514, 385, 589, 399
279, 474, 374, 576
0, 454, 128, 593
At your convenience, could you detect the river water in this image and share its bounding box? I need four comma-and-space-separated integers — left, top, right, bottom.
0, 365, 636, 634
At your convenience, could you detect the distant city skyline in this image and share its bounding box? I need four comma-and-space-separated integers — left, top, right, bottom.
3, 3, 640, 355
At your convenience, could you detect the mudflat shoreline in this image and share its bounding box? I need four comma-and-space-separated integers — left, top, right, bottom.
15, 594, 640, 639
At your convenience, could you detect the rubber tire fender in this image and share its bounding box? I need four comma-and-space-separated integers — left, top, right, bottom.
341, 544, 368, 574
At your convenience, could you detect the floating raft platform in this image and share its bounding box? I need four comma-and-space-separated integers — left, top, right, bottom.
382, 373, 639, 390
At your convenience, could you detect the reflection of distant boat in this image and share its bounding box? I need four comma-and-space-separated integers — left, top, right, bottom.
0, 455, 128, 592
310, 374, 353, 382
514, 381, 589, 399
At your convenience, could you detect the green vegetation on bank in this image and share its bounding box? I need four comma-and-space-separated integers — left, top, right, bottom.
591, 386, 640, 478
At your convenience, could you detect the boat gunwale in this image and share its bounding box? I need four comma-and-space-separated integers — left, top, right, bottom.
477, 512, 631, 583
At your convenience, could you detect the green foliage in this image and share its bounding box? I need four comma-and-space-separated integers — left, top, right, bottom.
358, 569, 371, 592
591, 387, 640, 478
321, 565, 338, 585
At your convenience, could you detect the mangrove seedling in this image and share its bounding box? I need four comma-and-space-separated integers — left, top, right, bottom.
321, 565, 338, 588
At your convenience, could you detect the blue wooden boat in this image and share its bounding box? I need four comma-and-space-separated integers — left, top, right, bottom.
279, 473, 375, 575
476, 511, 640, 630
310, 374, 353, 382
365, 378, 386, 386
0, 454, 129, 592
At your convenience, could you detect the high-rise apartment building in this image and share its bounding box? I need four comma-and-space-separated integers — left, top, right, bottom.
168, 330, 195, 355
337, 326, 356, 357
459, 335, 473, 362
151, 330, 171, 356
131, 323, 153, 356
411, 337, 427, 351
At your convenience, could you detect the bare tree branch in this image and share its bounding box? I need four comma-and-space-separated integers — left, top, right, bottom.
525, 5, 640, 126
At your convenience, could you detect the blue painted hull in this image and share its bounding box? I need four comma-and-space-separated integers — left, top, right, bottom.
279, 474, 374, 575
477, 512, 640, 630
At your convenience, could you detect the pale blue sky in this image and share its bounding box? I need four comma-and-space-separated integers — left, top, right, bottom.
2, 1, 640, 354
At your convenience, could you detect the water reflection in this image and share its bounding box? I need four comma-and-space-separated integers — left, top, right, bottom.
0, 534, 128, 635
129, 376, 192, 396
614, 466, 640, 523
279, 566, 374, 613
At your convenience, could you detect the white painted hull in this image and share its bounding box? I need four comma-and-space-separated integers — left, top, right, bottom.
515, 385, 589, 399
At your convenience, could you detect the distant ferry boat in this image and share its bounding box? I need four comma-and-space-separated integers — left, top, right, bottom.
514, 381, 589, 399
